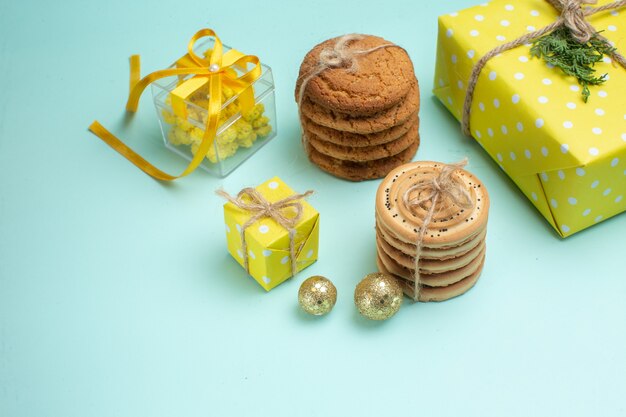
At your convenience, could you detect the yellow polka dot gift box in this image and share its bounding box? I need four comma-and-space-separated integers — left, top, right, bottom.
434, 0, 626, 237
220, 177, 319, 291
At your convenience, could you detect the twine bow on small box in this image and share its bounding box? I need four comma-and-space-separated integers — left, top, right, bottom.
462, 0, 626, 135
216, 187, 314, 277
402, 159, 474, 301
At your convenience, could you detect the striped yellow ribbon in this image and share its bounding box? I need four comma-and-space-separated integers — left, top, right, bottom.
89, 29, 262, 181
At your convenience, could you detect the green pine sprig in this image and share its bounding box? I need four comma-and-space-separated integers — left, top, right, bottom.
530, 26, 615, 102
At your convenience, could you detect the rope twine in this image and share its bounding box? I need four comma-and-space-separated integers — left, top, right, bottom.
402, 159, 474, 301
462, 0, 626, 136
295, 34, 402, 145
216, 187, 314, 277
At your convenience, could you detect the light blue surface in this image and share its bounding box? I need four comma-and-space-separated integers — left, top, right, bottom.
1, 1, 625, 416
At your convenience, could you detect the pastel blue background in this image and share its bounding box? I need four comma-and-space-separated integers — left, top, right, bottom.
1, 1, 625, 416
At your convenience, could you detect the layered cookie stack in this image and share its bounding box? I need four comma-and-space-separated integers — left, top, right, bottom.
374, 161, 489, 302
295, 34, 420, 181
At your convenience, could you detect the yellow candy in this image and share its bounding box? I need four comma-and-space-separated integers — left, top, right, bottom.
242, 103, 264, 122
176, 127, 195, 145
167, 129, 183, 145
164, 56, 272, 164
252, 116, 269, 129
235, 123, 253, 140
255, 125, 272, 137
223, 102, 240, 118
206, 146, 218, 163
221, 141, 238, 158
162, 110, 176, 125
190, 142, 199, 155
210, 140, 236, 163
177, 119, 193, 132
190, 127, 205, 143
219, 128, 238, 144
237, 132, 257, 148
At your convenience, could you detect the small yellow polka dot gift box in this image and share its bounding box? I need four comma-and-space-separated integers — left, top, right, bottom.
434, 0, 626, 237
219, 177, 319, 291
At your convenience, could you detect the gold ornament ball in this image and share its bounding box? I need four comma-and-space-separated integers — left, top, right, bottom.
298, 276, 337, 316
354, 273, 403, 320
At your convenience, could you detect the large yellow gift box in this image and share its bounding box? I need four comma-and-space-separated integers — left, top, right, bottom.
222, 177, 319, 291
434, 0, 626, 237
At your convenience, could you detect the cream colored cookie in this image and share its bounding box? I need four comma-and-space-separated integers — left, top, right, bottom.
376, 233, 485, 273
376, 161, 489, 248
375, 217, 487, 260
376, 254, 484, 302
377, 235, 486, 283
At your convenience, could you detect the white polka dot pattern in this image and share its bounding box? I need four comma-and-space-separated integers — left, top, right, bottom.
222, 177, 320, 289
434, 0, 626, 236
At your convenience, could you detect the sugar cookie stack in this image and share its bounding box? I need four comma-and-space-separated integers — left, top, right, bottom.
295, 34, 420, 181
374, 161, 489, 301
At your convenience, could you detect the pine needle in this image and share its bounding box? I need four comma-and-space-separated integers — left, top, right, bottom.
530, 27, 615, 102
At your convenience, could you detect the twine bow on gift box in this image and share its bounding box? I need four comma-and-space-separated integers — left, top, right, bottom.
216, 188, 314, 277
402, 159, 474, 301
89, 29, 262, 180
462, 0, 626, 135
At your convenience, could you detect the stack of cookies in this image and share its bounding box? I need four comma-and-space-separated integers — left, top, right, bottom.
295, 34, 420, 181
374, 161, 490, 302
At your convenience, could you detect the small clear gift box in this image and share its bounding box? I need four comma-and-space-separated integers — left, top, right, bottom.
151, 38, 277, 177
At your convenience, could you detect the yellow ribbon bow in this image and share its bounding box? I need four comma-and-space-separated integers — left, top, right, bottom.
89, 29, 262, 181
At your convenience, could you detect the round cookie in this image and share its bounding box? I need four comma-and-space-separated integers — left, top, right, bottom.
307, 137, 419, 181
301, 113, 419, 148
376, 233, 485, 274
306, 121, 419, 162
376, 161, 490, 248
377, 255, 484, 302
296, 35, 415, 116
375, 216, 487, 260
301, 81, 420, 134
376, 242, 486, 287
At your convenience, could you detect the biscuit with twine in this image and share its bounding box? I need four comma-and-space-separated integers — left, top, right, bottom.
377, 255, 484, 302
296, 35, 415, 116
376, 239, 486, 288
375, 218, 487, 260
375, 160, 489, 301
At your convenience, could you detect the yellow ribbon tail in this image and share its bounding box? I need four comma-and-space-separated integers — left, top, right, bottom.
88, 28, 263, 181
88, 120, 219, 181
129, 55, 141, 93
88, 121, 177, 180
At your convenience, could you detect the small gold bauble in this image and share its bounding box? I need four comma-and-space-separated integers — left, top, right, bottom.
354, 272, 403, 320
298, 276, 337, 316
